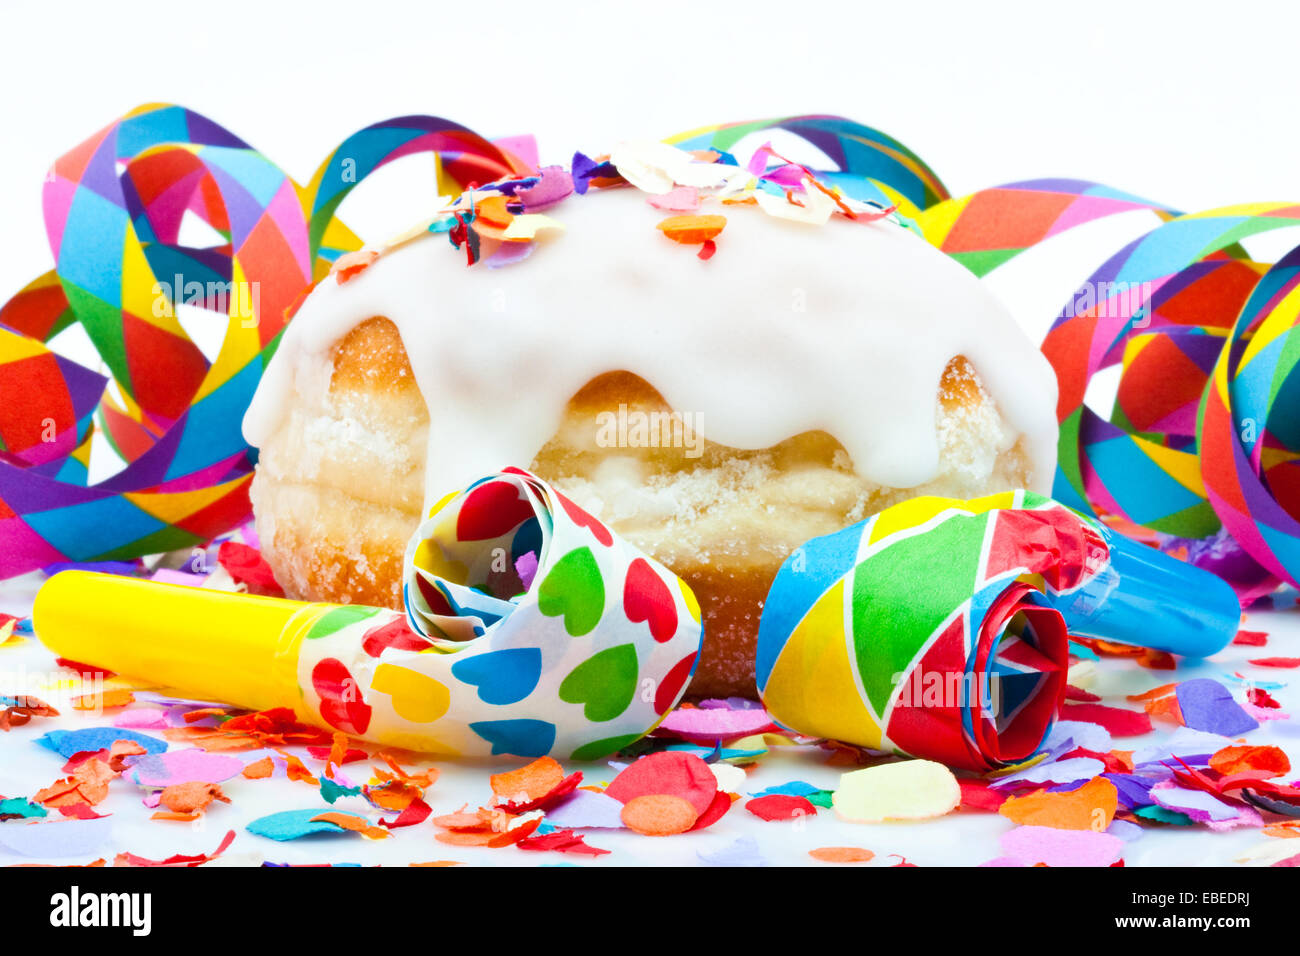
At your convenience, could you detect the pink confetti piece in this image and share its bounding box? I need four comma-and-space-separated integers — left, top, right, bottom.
113, 708, 169, 730
657, 704, 776, 743
647, 186, 700, 212
999, 825, 1124, 867
130, 749, 246, 789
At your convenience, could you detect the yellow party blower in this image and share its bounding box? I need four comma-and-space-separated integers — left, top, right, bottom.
32, 471, 704, 760
34, 571, 355, 713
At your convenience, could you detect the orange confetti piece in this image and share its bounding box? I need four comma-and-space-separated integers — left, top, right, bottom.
1145, 694, 1184, 726
311, 812, 389, 840
434, 829, 498, 847
241, 756, 273, 779
36, 758, 117, 808
410, 860, 463, 867
1136, 648, 1177, 670
105, 740, 147, 773
71, 688, 135, 710
151, 811, 199, 822
365, 780, 422, 811
162, 727, 262, 752
810, 846, 876, 863
475, 194, 514, 227
998, 777, 1118, 831
656, 214, 726, 245
1127, 683, 1179, 702
1210, 745, 1291, 778
333, 249, 379, 283
620, 793, 699, 836
324, 732, 350, 779
375, 752, 439, 789
1263, 823, 1300, 839
159, 781, 229, 815
431, 810, 486, 830
434, 815, 542, 848
490, 756, 564, 804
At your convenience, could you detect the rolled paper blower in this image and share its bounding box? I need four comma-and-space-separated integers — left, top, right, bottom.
755, 491, 1240, 770
33, 469, 703, 761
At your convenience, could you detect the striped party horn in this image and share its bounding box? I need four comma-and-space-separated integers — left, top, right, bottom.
756, 491, 1240, 770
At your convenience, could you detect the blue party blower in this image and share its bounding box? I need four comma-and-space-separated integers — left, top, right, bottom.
1053, 519, 1241, 659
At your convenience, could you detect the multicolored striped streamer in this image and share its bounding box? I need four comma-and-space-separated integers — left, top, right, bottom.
666, 114, 949, 219
1040, 204, 1300, 596
0, 105, 530, 577
910, 167, 1300, 598
916, 179, 1177, 276
1201, 244, 1300, 589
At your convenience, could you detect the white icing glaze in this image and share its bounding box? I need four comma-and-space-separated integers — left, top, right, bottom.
243, 185, 1059, 506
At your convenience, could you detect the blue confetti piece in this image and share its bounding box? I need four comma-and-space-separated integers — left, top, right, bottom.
1068, 641, 1099, 661
1175, 679, 1259, 736
246, 809, 367, 842
1221, 671, 1286, 690
36, 727, 168, 759
750, 780, 822, 798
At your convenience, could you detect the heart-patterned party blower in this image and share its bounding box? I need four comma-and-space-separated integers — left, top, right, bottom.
33, 469, 702, 761
756, 491, 1240, 771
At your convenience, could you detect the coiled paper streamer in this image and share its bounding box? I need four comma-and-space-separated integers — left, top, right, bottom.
398, 468, 703, 758
33, 468, 703, 761
0, 105, 530, 577
756, 491, 1239, 771
1201, 244, 1300, 592
10, 107, 1300, 599
665, 114, 949, 219
911, 178, 1300, 599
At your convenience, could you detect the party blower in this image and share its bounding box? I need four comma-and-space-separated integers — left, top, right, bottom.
34, 470, 703, 761
756, 491, 1241, 771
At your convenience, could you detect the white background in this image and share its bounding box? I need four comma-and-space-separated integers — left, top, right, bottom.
4, 0, 1300, 348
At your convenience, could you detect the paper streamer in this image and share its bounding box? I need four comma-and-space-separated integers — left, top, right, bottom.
911, 172, 1300, 598
1201, 244, 1300, 591
755, 491, 1239, 771
665, 114, 949, 219
0, 105, 531, 577
392, 468, 703, 758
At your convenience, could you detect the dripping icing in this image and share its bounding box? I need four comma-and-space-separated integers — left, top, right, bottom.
243, 185, 1058, 510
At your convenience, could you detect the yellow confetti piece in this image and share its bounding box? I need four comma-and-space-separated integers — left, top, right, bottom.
832, 759, 961, 822
754, 178, 839, 225
502, 214, 564, 241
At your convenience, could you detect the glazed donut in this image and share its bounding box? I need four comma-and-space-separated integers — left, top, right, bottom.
243, 146, 1058, 698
